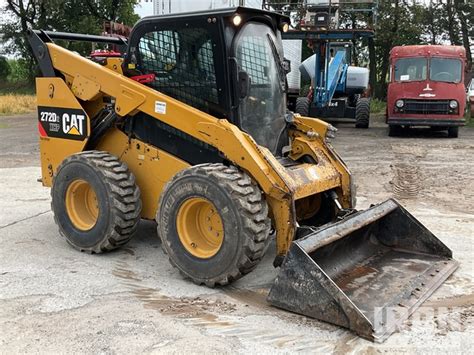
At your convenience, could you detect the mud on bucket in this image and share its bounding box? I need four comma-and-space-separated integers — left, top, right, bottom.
267, 199, 458, 342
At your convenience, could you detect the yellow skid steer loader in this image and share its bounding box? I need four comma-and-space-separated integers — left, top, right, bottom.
28, 7, 458, 342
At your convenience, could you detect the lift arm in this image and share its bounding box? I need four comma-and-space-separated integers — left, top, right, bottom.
314, 49, 347, 108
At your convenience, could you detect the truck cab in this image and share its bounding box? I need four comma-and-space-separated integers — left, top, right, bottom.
387, 45, 466, 138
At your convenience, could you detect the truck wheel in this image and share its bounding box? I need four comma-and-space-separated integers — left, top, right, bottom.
295, 97, 310, 116
388, 125, 402, 137
355, 98, 370, 128
157, 163, 271, 287
51, 151, 141, 253
430, 126, 446, 132
447, 126, 459, 138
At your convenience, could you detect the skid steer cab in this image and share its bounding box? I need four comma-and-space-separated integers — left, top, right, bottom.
28, 6, 457, 342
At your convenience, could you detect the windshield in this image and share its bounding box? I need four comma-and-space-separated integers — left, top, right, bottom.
234, 22, 286, 154
430, 58, 462, 83
394, 57, 463, 84
394, 58, 427, 82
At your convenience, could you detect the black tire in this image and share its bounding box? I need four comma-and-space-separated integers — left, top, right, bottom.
51, 151, 141, 253
430, 126, 448, 132
295, 97, 310, 116
447, 126, 459, 138
157, 163, 271, 287
388, 125, 402, 137
355, 98, 370, 128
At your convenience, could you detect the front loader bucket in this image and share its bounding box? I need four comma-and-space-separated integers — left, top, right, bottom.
268, 199, 458, 342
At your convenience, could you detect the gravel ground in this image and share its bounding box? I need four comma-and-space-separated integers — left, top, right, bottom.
0, 113, 473, 353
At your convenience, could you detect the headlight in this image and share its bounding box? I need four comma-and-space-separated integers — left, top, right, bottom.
232, 15, 242, 26
396, 99, 404, 108
449, 100, 458, 109
282, 22, 289, 33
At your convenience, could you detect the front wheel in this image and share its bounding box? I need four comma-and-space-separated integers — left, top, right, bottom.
295, 97, 310, 116
388, 125, 402, 137
447, 126, 459, 138
157, 164, 271, 287
355, 98, 370, 129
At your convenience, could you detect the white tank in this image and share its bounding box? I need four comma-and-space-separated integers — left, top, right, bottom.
299, 55, 369, 94
299, 54, 317, 81
346, 66, 369, 93
153, 0, 257, 15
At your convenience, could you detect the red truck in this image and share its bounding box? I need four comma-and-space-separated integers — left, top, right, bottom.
387, 45, 466, 138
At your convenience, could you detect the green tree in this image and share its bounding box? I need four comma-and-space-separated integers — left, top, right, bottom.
454, 0, 473, 69
0, 0, 139, 81
371, 1, 424, 99
0, 56, 11, 80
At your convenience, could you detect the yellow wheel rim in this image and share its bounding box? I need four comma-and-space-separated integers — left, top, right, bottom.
65, 179, 99, 231
176, 197, 224, 259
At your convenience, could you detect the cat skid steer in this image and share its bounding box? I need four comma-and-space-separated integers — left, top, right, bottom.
28, 7, 457, 342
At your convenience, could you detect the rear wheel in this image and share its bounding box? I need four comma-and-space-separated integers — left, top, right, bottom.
51, 151, 141, 253
157, 163, 271, 286
295, 97, 310, 116
447, 126, 459, 138
355, 98, 370, 128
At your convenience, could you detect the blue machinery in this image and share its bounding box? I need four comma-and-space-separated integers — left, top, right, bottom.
318, 47, 346, 108
283, 30, 374, 109
264, 1, 377, 114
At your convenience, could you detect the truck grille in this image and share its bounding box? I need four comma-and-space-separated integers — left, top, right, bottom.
403, 100, 451, 115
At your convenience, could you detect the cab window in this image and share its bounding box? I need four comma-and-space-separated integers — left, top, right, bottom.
394, 57, 427, 82
430, 58, 462, 83
137, 27, 219, 114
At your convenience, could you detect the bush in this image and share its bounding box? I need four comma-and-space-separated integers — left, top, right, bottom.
7, 59, 31, 83
370, 99, 386, 114
0, 56, 11, 80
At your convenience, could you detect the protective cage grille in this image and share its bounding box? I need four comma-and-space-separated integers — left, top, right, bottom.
237, 36, 271, 86
137, 27, 219, 114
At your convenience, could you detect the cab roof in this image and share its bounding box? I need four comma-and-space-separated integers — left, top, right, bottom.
137, 6, 289, 25
390, 45, 466, 59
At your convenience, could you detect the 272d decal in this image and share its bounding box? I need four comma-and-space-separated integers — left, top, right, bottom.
38, 106, 88, 141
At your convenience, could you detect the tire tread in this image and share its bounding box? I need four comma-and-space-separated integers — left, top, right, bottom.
295, 97, 310, 116
355, 98, 370, 128
52, 150, 141, 253
158, 163, 271, 287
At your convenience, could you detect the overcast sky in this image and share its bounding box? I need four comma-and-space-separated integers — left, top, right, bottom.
135, 0, 153, 17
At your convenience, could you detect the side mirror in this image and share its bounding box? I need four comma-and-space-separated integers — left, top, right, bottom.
238, 70, 250, 99
282, 58, 291, 74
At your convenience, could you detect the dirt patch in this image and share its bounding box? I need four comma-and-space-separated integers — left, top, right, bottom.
333, 115, 474, 213
112, 261, 237, 323
223, 287, 270, 310
0, 113, 39, 168
390, 163, 423, 199
425, 294, 474, 308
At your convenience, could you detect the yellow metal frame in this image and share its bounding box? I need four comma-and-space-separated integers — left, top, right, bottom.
36, 42, 352, 256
